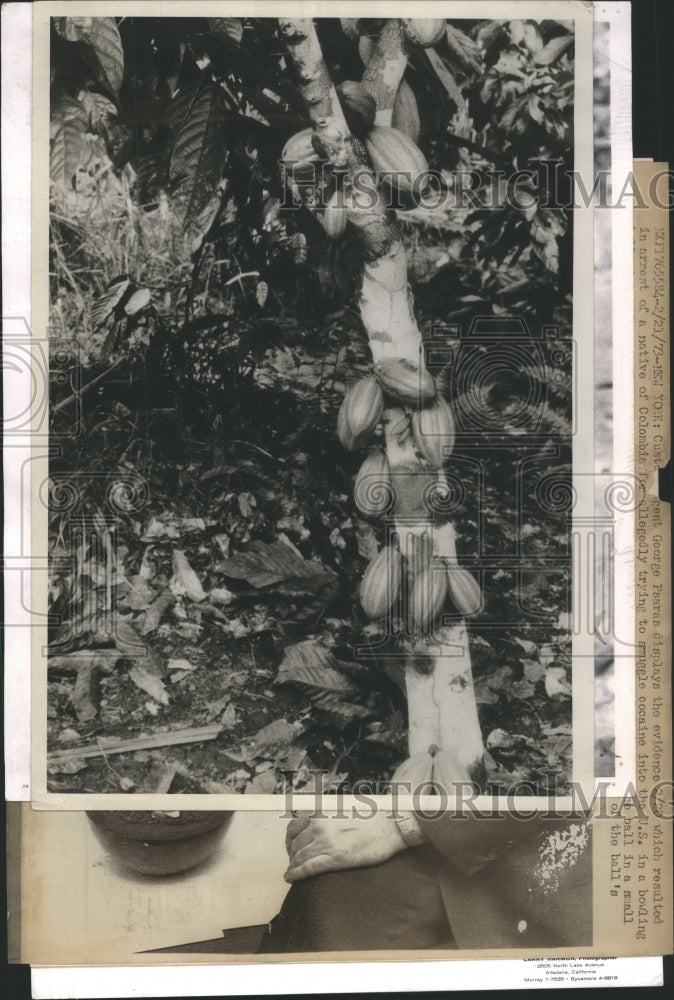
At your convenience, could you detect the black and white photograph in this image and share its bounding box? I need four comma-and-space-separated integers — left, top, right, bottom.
7, 0, 674, 994
37, 3, 601, 807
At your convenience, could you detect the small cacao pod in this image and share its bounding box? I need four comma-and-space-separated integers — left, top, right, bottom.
431, 749, 472, 791
392, 79, 421, 143
409, 566, 448, 631
364, 126, 428, 207
403, 18, 446, 47
340, 17, 359, 40
354, 449, 393, 517
321, 190, 348, 239
282, 128, 322, 183
337, 376, 384, 450
360, 544, 402, 619
358, 35, 375, 65
411, 396, 456, 467
390, 749, 434, 788
336, 80, 377, 138
374, 357, 436, 405
445, 564, 482, 616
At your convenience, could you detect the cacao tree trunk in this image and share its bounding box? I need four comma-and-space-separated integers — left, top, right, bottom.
279, 18, 484, 779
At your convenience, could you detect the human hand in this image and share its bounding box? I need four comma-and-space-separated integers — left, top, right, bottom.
284, 812, 407, 883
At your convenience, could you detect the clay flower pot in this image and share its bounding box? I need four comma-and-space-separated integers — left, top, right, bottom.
87, 811, 232, 877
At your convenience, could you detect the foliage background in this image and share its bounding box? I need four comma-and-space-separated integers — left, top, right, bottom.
48, 16, 577, 796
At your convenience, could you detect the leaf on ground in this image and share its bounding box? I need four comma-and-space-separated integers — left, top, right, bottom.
311, 691, 371, 721
544, 665, 571, 698
71, 660, 101, 722
129, 663, 169, 705
216, 539, 336, 593
171, 549, 207, 602
276, 640, 355, 694
232, 717, 297, 763
245, 770, 278, 793
167, 658, 196, 673
114, 619, 166, 681
205, 694, 230, 723
220, 703, 237, 729
141, 515, 181, 542
125, 574, 156, 610
47, 758, 88, 775
140, 589, 175, 634
521, 658, 545, 683
209, 586, 236, 605
141, 762, 178, 794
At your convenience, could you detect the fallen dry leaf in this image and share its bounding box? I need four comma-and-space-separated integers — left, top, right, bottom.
129, 663, 170, 705
170, 549, 207, 602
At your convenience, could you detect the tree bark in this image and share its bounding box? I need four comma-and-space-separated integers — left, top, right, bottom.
279, 18, 484, 778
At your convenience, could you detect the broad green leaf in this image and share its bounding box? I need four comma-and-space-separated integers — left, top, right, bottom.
79, 90, 118, 129
425, 48, 465, 111
444, 24, 483, 76
55, 17, 124, 95
535, 34, 574, 67
208, 17, 244, 44
50, 97, 88, 190
169, 87, 226, 230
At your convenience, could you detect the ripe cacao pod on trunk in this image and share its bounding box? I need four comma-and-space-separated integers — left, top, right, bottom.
321, 190, 348, 239
282, 128, 322, 183
445, 564, 482, 616
403, 19, 446, 47
336, 81, 377, 138
364, 126, 428, 207
411, 396, 456, 466
392, 79, 421, 143
360, 544, 402, 619
374, 357, 436, 405
390, 749, 434, 787
337, 376, 384, 450
409, 565, 448, 631
432, 749, 472, 790
354, 449, 392, 516
391, 746, 472, 793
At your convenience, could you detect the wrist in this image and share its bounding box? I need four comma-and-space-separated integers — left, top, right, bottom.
393, 811, 425, 848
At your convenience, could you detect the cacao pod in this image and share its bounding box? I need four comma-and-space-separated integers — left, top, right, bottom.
336, 80, 377, 138
282, 128, 322, 183
364, 126, 428, 207
403, 18, 446, 47
374, 357, 436, 405
446, 564, 482, 616
431, 749, 472, 791
360, 544, 402, 619
321, 190, 348, 239
358, 35, 375, 65
409, 566, 447, 631
354, 449, 393, 517
340, 17, 359, 40
337, 376, 384, 450
411, 396, 456, 467
390, 749, 434, 787
392, 79, 421, 143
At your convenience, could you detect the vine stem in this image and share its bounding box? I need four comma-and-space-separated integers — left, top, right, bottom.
278, 18, 484, 776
